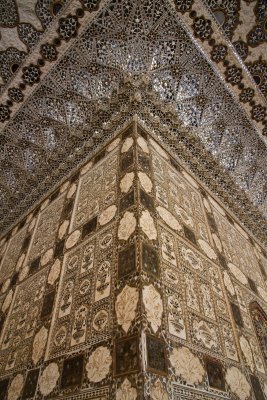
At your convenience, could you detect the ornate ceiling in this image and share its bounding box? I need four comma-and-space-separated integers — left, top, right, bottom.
0, 0, 266, 242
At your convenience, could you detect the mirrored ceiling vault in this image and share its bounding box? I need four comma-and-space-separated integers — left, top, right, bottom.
0, 0, 266, 241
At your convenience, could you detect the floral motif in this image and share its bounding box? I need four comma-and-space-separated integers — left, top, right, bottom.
252, 104, 266, 122
197, 239, 217, 260
156, 206, 182, 231
120, 172, 135, 193
118, 211, 137, 241
16, 252, 25, 271
137, 137, 149, 153
150, 379, 168, 400
228, 262, 248, 285
140, 210, 157, 240
8, 87, 24, 103
39, 363, 60, 396
182, 247, 203, 270
174, 204, 193, 227
247, 0, 267, 47
223, 271, 235, 296
48, 259, 61, 285
99, 205, 117, 226
58, 219, 69, 239
82, 0, 101, 11
115, 285, 139, 333
225, 366, 250, 400
65, 230, 81, 249
239, 87, 254, 103
193, 16, 213, 40
58, 14, 79, 41
22, 64, 41, 85
248, 59, 267, 97
40, 43, 57, 61
143, 284, 163, 333
174, 0, 193, 13
86, 346, 112, 382
121, 137, 134, 153
40, 199, 50, 211
0, 104, 11, 122
206, 0, 239, 38
39, 362, 60, 396
7, 374, 24, 400
233, 40, 248, 60
212, 233, 222, 252
194, 319, 217, 349
67, 183, 77, 198
170, 346, 205, 385
19, 264, 29, 282
211, 44, 227, 62
107, 137, 121, 152
81, 161, 93, 175
40, 248, 54, 266
226, 65, 242, 85
116, 378, 137, 400
32, 326, 48, 365
138, 172, 152, 193
18, 24, 41, 50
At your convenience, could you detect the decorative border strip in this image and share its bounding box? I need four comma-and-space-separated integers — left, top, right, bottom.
170, 0, 267, 137
172, 382, 230, 399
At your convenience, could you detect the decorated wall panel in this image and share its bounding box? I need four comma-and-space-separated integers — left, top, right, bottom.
0, 223, 32, 286
0, 121, 266, 399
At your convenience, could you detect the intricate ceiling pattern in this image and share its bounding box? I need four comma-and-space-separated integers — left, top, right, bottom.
0, 0, 70, 89
0, 0, 266, 242
204, 0, 267, 101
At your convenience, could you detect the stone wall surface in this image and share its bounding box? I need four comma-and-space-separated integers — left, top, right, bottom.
0, 121, 266, 399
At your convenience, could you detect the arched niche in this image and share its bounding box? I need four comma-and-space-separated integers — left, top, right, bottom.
250, 301, 267, 364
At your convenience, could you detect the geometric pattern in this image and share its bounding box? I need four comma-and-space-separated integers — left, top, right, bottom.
0, 113, 266, 399
0, 0, 266, 246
